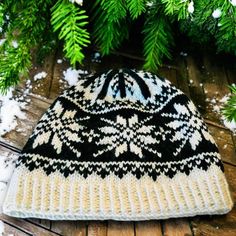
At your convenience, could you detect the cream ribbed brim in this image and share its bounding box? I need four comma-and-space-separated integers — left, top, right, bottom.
2, 164, 233, 220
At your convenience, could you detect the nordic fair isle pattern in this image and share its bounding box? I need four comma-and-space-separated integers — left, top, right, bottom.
3, 69, 233, 220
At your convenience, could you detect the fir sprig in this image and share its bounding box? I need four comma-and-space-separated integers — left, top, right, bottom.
143, 8, 173, 71
92, 0, 128, 55
127, 0, 147, 19
0, 41, 31, 93
161, 0, 190, 20
51, 0, 90, 66
222, 86, 236, 122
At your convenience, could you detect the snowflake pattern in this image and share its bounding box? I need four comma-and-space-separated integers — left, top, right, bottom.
93, 114, 162, 158
32, 101, 88, 156
162, 101, 215, 155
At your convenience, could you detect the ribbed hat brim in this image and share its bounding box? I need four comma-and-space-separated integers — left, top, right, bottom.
3, 163, 233, 221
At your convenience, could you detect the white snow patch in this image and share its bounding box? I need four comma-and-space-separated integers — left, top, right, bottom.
63, 68, 88, 86
223, 144, 228, 149
34, 71, 47, 81
70, 0, 83, 5
0, 152, 18, 213
0, 89, 26, 136
230, 0, 236, 6
0, 220, 4, 236
188, 1, 194, 14
180, 51, 188, 57
0, 100, 26, 135
223, 118, 236, 133
219, 95, 230, 103
12, 40, 18, 48
213, 105, 220, 113
0, 39, 6, 47
211, 98, 217, 104
0, 153, 18, 182
212, 9, 222, 18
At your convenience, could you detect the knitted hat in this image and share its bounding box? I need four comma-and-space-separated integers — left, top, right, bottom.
3, 68, 233, 220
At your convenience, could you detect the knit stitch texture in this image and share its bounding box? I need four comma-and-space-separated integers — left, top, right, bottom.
3, 68, 233, 220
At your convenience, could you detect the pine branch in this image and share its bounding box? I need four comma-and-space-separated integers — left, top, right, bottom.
0, 41, 31, 93
100, 0, 127, 22
51, 0, 90, 66
216, 4, 236, 54
161, 0, 190, 20
127, 0, 147, 19
222, 86, 236, 122
92, 0, 128, 55
143, 9, 174, 71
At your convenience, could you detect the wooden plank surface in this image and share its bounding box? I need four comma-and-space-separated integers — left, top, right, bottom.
51, 221, 86, 236
49, 51, 69, 100
208, 125, 236, 166
0, 214, 62, 236
87, 221, 107, 236
163, 219, 193, 236
174, 56, 191, 97
202, 54, 230, 123
185, 55, 206, 112
30, 53, 56, 98
135, 221, 162, 236
107, 222, 134, 236
0, 220, 31, 236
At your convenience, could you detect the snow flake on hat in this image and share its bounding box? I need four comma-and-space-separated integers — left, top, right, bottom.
32, 101, 88, 156
93, 114, 162, 158
162, 101, 215, 155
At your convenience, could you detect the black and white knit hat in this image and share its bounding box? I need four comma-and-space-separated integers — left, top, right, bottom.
3, 68, 233, 220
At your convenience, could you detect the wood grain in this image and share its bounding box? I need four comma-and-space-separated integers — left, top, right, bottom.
174, 56, 191, 97
163, 219, 193, 236
202, 54, 230, 123
208, 125, 236, 165
135, 221, 162, 236
30, 53, 56, 99
49, 51, 69, 100
0, 214, 61, 236
87, 221, 107, 236
0, 220, 30, 236
51, 221, 86, 236
185, 55, 206, 112
107, 221, 134, 236
159, 67, 178, 87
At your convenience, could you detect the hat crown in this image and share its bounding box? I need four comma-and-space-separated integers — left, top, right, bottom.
64, 69, 179, 114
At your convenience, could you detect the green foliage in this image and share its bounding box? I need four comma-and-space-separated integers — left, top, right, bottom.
100, 0, 127, 22
127, 0, 147, 19
51, 0, 90, 66
0, 0, 236, 93
0, 40, 31, 93
216, 3, 236, 54
143, 6, 173, 71
180, 0, 236, 55
92, 0, 128, 55
161, 0, 190, 20
0, 0, 55, 92
222, 86, 236, 122
0, 3, 4, 28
